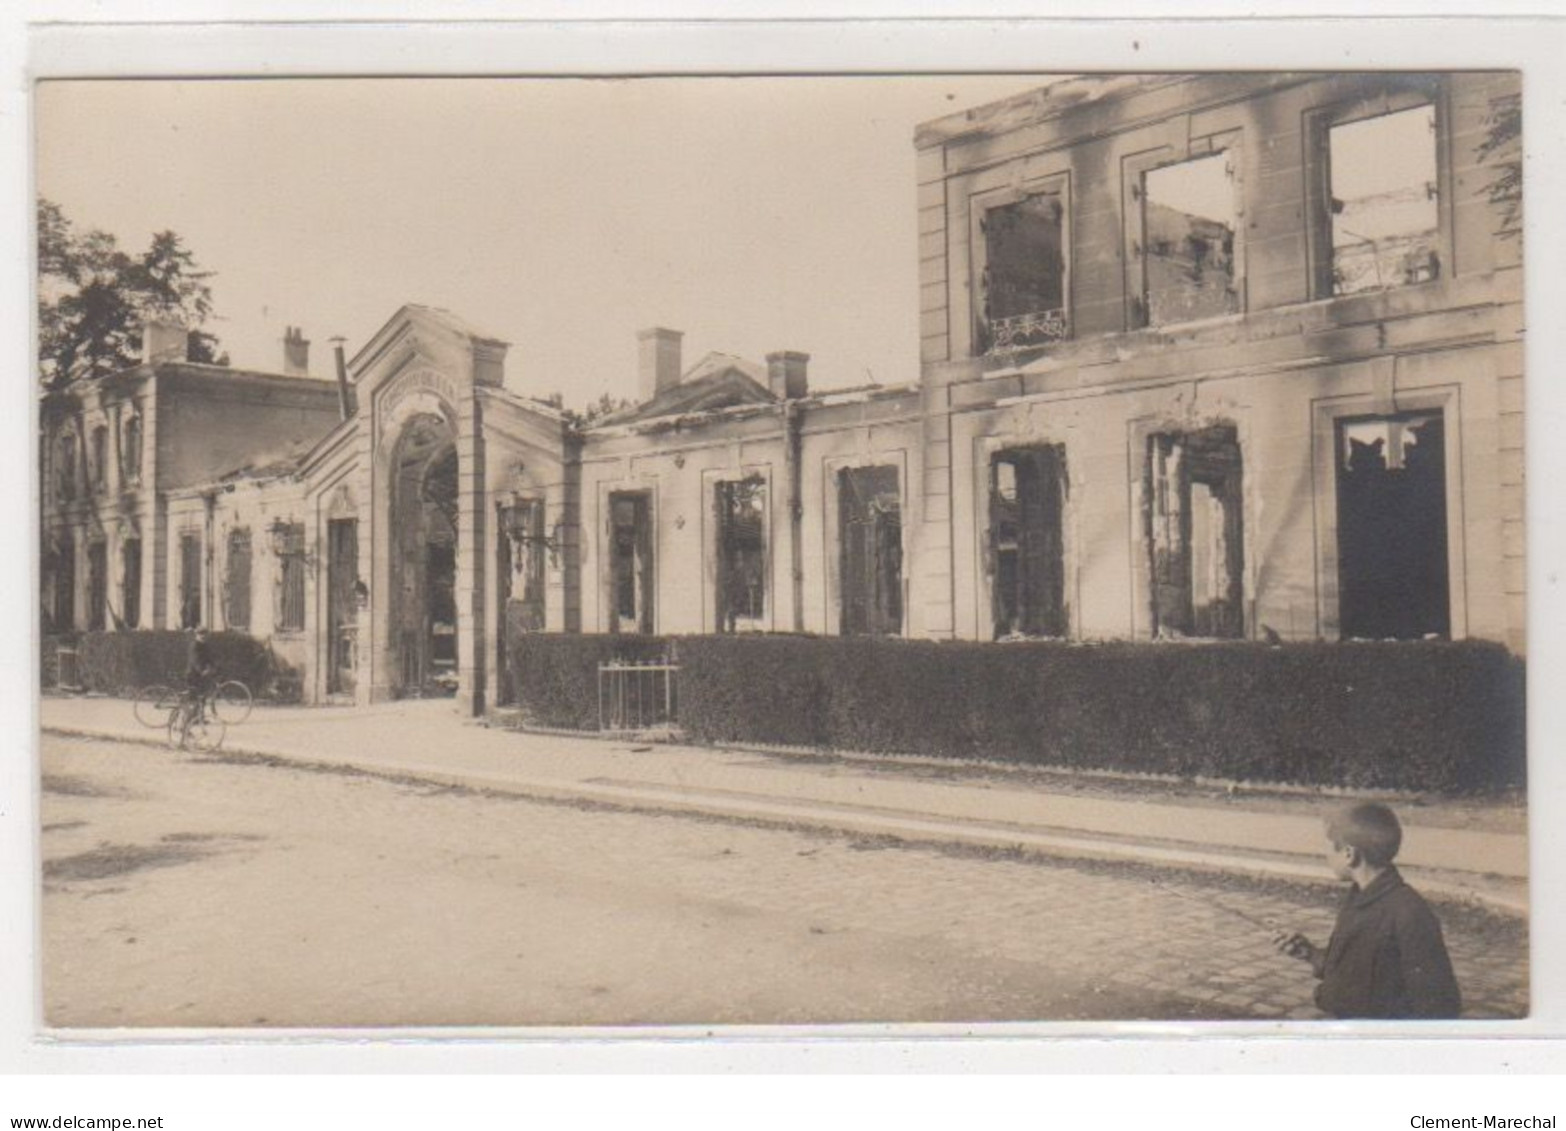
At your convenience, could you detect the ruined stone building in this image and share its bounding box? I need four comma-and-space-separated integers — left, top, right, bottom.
39, 321, 344, 670
39, 72, 1525, 715
910, 71, 1522, 652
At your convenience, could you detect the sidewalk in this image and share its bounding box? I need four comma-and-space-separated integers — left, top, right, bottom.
39, 694, 1529, 916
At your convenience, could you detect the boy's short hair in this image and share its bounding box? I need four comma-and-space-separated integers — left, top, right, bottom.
1326, 802, 1403, 867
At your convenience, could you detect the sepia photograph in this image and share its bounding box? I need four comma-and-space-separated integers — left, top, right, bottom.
31, 66, 1530, 1033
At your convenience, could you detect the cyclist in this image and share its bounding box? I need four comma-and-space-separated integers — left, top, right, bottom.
185, 627, 217, 720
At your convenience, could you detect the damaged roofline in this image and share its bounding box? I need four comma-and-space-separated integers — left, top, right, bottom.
914, 74, 1190, 149
585, 381, 919, 439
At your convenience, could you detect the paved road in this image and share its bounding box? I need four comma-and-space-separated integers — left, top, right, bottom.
39, 733, 1528, 1028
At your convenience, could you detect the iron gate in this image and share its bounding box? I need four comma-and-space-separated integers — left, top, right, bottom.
597, 650, 679, 733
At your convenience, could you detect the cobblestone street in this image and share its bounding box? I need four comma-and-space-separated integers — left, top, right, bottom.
41, 734, 1528, 1027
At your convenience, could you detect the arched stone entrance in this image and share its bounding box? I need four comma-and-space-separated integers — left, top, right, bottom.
386, 412, 460, 698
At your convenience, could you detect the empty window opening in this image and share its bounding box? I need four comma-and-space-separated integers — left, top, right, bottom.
56, 432, 77, 503
1141, 151, 1240, 327
502, 498, 547, 629
90, 426, 109, 493
225, 528, 252, 631
86, 541, 107, 631
990, 446, 1068, 638
839, 465, 902, 636
121, 413, 143, 487
978, 189, 1068, 354
274, 523, 306, 633
52, 533, 75, 631
178, 531, 202, 630
497, 500, 545, 706
1326, 104, 1439, 296
1145, 425, 1245, 639
1336, 412, 1449, 640
715, 476, 768, 631
609, 491, 654, 634
326, 518, 359, 697
121, 537, 141, 630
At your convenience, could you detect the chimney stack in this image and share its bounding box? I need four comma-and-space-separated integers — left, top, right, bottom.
638, 327, 684, 402
330, 336, 354, 420
141, 318, 187, 366
766, 351, 810, 400
283, 326, 311, 376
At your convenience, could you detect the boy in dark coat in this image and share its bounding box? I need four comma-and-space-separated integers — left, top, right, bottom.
1275, 802, 1461, 1019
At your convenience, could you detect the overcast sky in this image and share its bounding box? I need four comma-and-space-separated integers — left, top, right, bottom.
36, 76, 1050, 405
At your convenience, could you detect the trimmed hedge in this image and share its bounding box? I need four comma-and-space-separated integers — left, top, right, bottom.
53, 630, 301, 702
507, 630, 1525, 794
507, 630, 671, 731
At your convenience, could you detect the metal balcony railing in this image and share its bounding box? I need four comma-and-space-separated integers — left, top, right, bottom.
987, 308, 1069, 354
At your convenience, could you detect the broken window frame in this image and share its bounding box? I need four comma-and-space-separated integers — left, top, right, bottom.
121, 536, 141, 630
510, 498, 548, 610
1334, 410, 1451, 641
713, 474, 769, 633
178, 530, 203, 630
120, 411, 143, 488
55, 429, 78, 504
970, 173, 1072, 357
52, 532, 75, 631
1130, 141, 1244, 329
500, 497, 548, 638
1143, 424, 1246, 639
988, 445, 1069, 639
225, 527, 253, 632
837, 464, 903, 637
607, 490, 654, 635
86, 540, 107, 631
1308, 85, 1445, 301
90, 425, 109, 494
273, 522, 307, 634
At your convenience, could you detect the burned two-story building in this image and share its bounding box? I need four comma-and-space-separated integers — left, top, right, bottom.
587, 71, 1524, 655
42, 301, 907, 713
39, 71, 1526, 717
910, 71, 1523, 652
39, 322, 344, 659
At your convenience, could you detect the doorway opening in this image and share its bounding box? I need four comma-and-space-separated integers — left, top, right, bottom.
1145, 424, 1245, 638
990, 445, 1067, 638
391, 416, 459, 697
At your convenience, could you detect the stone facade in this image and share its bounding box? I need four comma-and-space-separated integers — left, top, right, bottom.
914, 71, 1523, 651
40, 338, 343, 648
39, 72, 1526, 717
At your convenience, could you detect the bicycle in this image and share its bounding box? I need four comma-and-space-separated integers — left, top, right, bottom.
209, 679, 253, 724
134, 678, 253, 727
133, 683, 181, 728
165, 688, 227, 752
